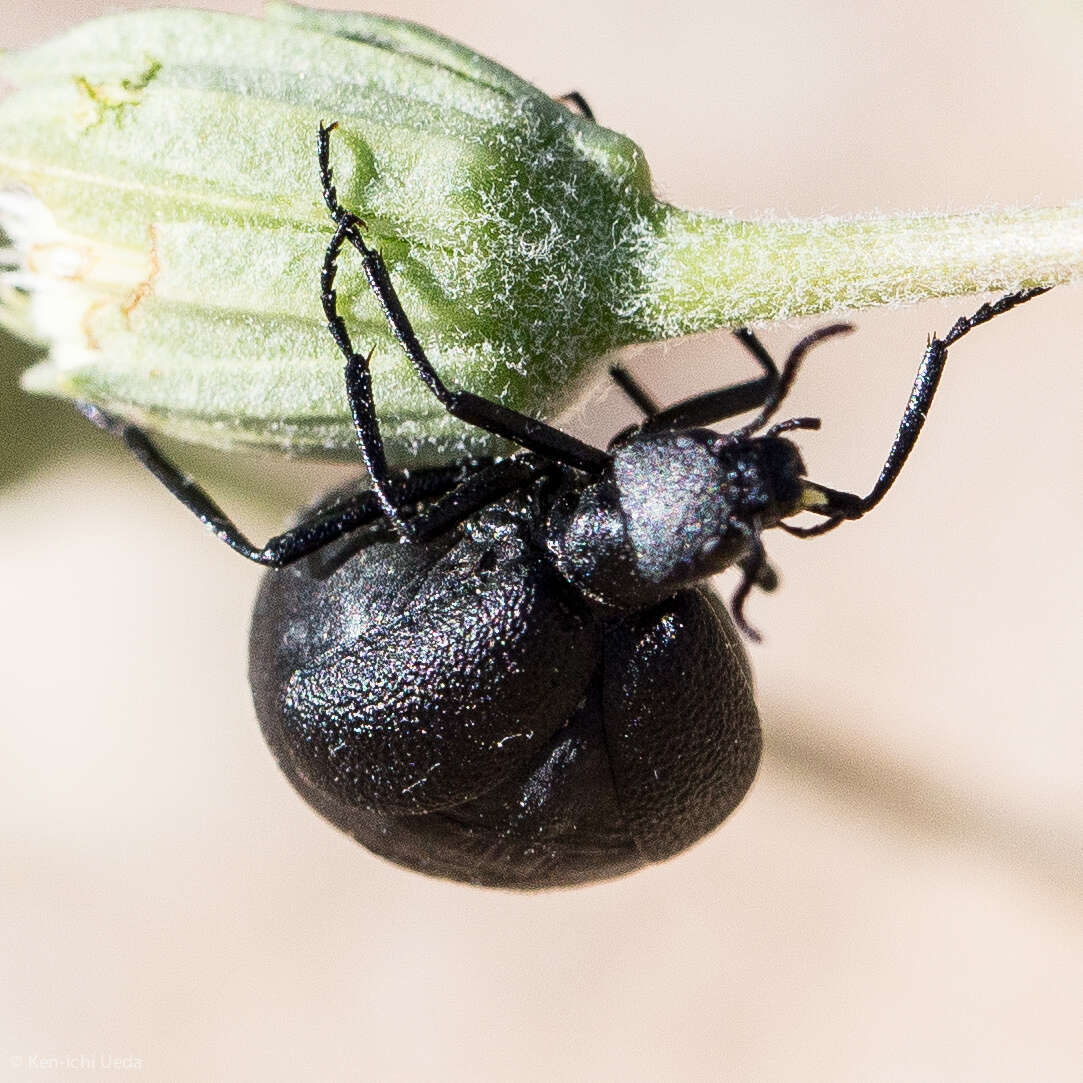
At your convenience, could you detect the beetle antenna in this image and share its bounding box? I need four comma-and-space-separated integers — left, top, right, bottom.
766, 416, 821, 437
734, 324, 853, 436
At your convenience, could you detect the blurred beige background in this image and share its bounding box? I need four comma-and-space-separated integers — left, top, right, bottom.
2, 1, 1081, 1080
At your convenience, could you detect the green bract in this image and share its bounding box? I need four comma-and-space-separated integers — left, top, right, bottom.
1, 3, 1081, 462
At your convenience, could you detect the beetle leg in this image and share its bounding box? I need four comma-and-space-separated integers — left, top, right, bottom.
783, 288, 1050, 532
74, 400, 470, 566
632, 328, 780, 433
739, 550, 779, 593
638, 325, 849, 434
731, 324, 855, 436
729, 521, 768, 642
319, 123, 610, 478
350, 233, 610, 474
608, 364, 662, 419
407, 456, 551, 542
318, 126, 416, 536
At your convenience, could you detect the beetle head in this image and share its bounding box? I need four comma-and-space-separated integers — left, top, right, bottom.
549, 426, 822, 610
611, 427, 811, 577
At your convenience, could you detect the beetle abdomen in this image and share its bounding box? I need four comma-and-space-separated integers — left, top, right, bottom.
249, 492, 761, 889
601, 590, 761, 863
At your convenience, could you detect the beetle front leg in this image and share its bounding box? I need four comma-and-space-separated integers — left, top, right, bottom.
318, 122, 611, 477
782, 288, 1050, 537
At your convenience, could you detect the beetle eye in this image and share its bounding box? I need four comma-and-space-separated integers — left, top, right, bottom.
766, 437, 807, 480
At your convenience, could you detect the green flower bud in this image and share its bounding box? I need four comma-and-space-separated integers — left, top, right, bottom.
2, 3, 1081, 463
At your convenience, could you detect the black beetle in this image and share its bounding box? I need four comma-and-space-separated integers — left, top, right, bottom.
79, 123, 1047, 888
